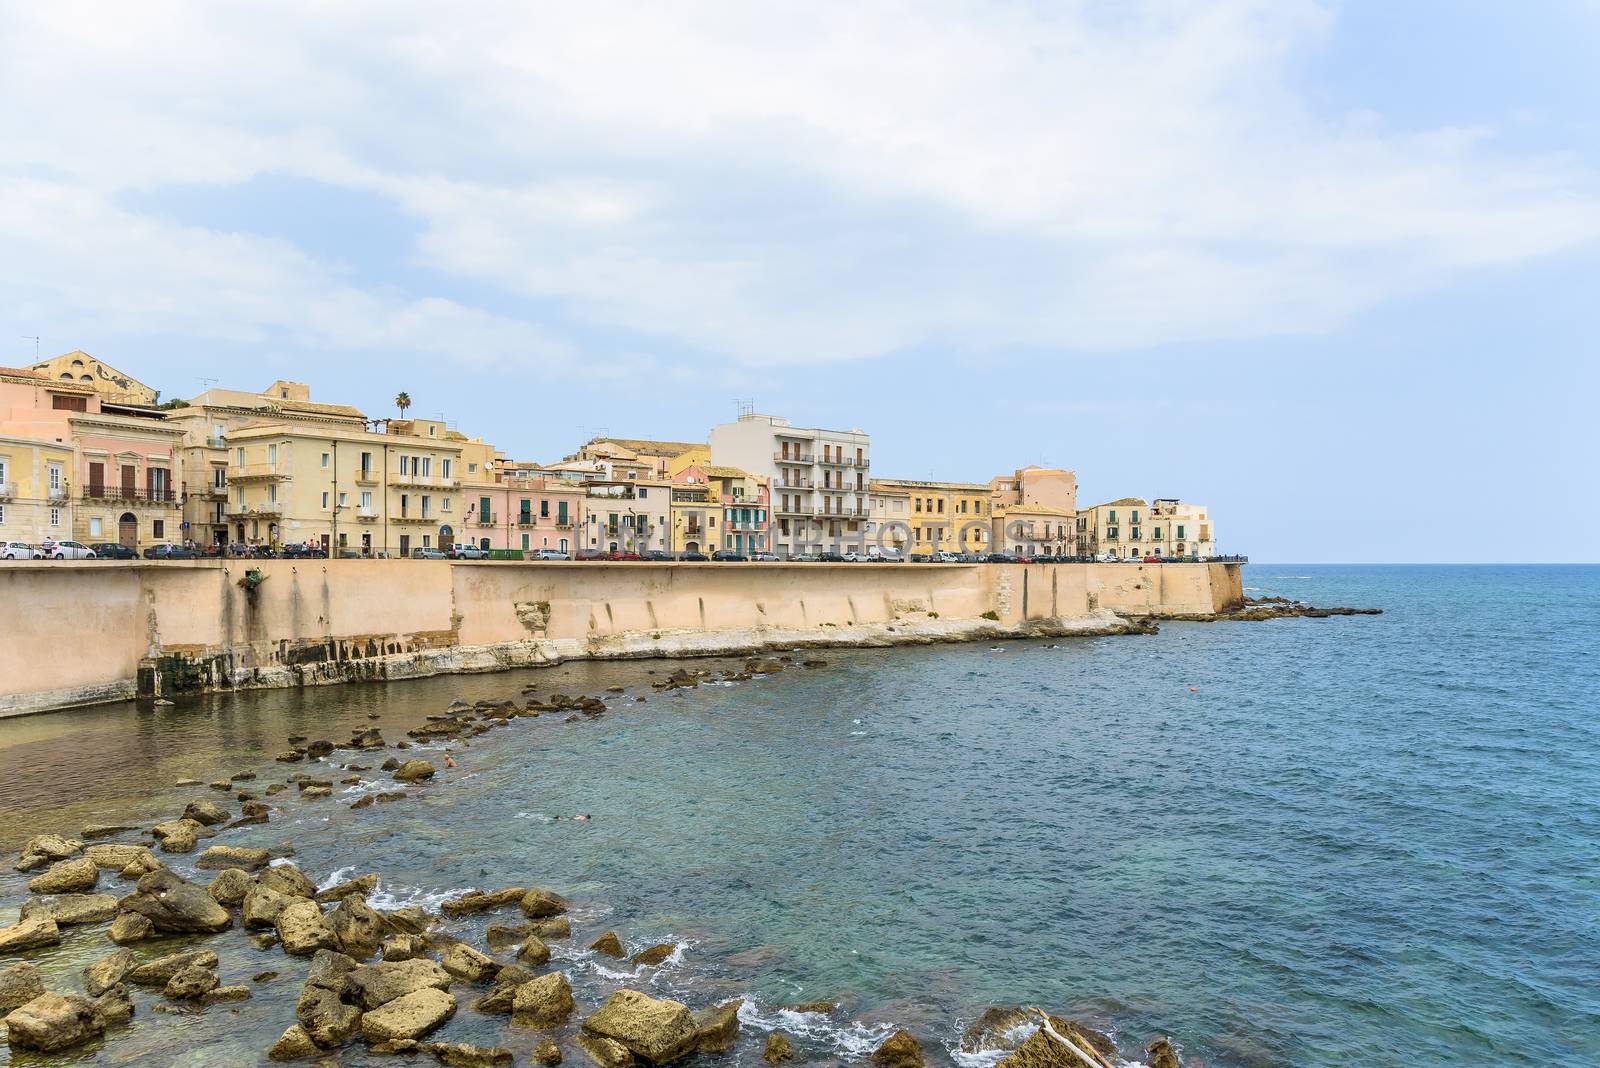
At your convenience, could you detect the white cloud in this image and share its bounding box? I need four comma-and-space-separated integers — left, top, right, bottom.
1, 0, 1597, 368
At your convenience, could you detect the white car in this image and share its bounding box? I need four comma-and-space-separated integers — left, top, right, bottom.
750, 551, 780, 562
532, 548, 570, 560
42, 540, 97, 560
1, 541, 42, 560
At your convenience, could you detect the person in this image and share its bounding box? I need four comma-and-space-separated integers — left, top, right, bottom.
574, 813, 591, 821
444, 755, 456, 768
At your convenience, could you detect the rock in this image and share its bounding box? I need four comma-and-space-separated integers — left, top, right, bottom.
0, 960, 45, 1011
348, 958, 453, 1010
14, 833, 82, 872
424, 1041, 516, 1067
93, 982, 135, 1023
692, 999, 743, 1054
84, 842, 156, 871
81, 821, 138, 839
0, 914, 60, 954
582, 989, 699, 1064
441, 887, 527, 916
512, 971, 576, 1029
276, 898, 336, 955
377, 791, 407, 803
994, 1020, 1118, 1068
253, 971, 279, 983
517, 934, 552, 966
3, 991, 106, 1051
196, 844, 271, 870
782, 1002, 835, 1014
183, 798, 230, 826
302, 785, 332, 799
764, 1032, 795, 1063
1146, 1038, 1182, 1068
382, 934, 426, 961
315, 871, 378, 903
589, 930, 625, 958
297, 957, 363, 1048
107, 911, 155, 944
351, 795, 375, 810
960, 1007, 1031, 1052
26, 856, 99, 894
268, 1024, 320, 1060
531, 915, 572, 940
873, 1029, 925, 1068
209, 778, 233, 791
631, 942, 676, 967
534, 1038, 564, 1065
128, 950, 219, 986
20, 892, 118, 925
393, 759, 436, 783
241, 800, 271, 818
164, 962, 221, 999
442, 941, 500, 982
203, 984, 252, 1003
276, 751, 304, 763
381, 756, 401, 770
151, 817, 205, 853
473, 964, 534, 1014
258, 862, 318, 898
579, 1034, 637, 1068
243, 884, 292, 929
520, 887, 569, 917
327, 894, 386, 960
362, 987, 457, 1043
122, 868, 233, 933
209, 867, 254, 906
83, 949, 136, 997
486, 922, 532, 949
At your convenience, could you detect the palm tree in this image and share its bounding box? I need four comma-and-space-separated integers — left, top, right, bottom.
394, 392, 411, 419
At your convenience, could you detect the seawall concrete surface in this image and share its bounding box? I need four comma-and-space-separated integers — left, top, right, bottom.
0, 560, 1242, 716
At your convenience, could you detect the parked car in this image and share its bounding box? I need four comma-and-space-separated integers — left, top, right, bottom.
1, 541, 42, 560
602, 550, 642, 562
408, 547, 447, 560
89, 542, 138, 560
867, 548, 903, 563
279, 543, 327, 559
1143, 555, 1163, 563
790, 552, 820, 562
818, 551, 846, 562
532, 548, 571, 561
909, 553, 932, 563
143, 543, 199, 560
935, 551, 961, 563
679, 551, 709, 562
984, 552, 1015, 563
750, 551, 780, 562
711, 551, 748, 562
450, 544, 489, 560
575, 548, 607, 561
42, 540, 96, 560
641, 550, 673, 562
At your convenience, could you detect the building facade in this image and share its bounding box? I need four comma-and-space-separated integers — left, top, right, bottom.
670, 464, 770, 555
868, 478, 991, 556
27, 351, 159, 406
0, 434, 74, 544
578, 479, 670, 554
710, 413, 869, 557
989, 466, 1077, 557
459, 476, 584, 555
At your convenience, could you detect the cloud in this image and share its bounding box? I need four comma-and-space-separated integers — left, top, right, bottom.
2, 0, 1597, 369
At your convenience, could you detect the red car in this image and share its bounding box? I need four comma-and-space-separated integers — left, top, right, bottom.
575, 548, 606, 561
602, 549, 642, 561
1143, 555, 1162, 563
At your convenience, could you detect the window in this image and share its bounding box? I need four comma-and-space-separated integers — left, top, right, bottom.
88, 516, 101, 537
1177, 524, 1186, 540
48, 465, 62, 492
338, 492, 347, 508
442, 459, 452, 479
638, 488, 648, 498
50, 394, 87, 412
0, 504, 6, 525
441, 497, 451, 512
153, 520, 164, 538
267, 444, 277, 466
236, 447, 245, 466
267, 484, 278, 505
360, 491, 372, 510
400, 455, 410, 476
422, 495, 432, 517
322, 492, 330, 509
321, 453, 330, 468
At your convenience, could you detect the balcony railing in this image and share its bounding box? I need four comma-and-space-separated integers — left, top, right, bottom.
392, 513, 434, 525
357, 509, 378, 523
774, 452, 814, 464
518, 515, 536, 527
354, 469, 379, 485
84, 486, 177, 504
473, 514, 497, 527
205, 436, 227, 448
226, 503, 281, 518
227, 464, 287, 481
388, 473, 459, 490
0, 481, 13, 499
48, 484, 69, 500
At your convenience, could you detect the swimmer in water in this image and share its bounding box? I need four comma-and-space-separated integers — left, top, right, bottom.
444, 755, 456, 768
574, 814, 591, 822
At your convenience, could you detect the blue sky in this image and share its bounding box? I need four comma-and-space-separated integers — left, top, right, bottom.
2, 2, 1595, 562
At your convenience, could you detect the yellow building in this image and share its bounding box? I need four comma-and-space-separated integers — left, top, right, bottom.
869, 478, 991, 556
1074, 497, 1150, 559
224, 418, 464, 557
0, 434, 75, 544
27, 351, 159, 406
575, 437, 708, 480
669, 478, 716, 555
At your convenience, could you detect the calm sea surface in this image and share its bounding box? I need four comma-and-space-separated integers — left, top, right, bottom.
0, 565, 1595, 1067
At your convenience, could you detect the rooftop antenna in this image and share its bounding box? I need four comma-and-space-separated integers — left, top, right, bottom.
736, 398, 755, 420
196, 376, 218, 391
20, 336, 39, 361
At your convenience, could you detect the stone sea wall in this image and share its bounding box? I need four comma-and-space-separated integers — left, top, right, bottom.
0, 561, 1243, 717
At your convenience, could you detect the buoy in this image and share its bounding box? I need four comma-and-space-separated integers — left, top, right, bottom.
1188, 687, 1197, 693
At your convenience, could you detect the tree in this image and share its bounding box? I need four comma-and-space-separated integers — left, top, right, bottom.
395, 391, 411, 419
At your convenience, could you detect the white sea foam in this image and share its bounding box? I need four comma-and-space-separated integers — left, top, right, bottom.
368, 881, 471, 912
735, 1000, 896, 1058
316, 865, 357, 891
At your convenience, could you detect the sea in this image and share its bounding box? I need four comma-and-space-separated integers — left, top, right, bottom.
0, 564, 1594, 1066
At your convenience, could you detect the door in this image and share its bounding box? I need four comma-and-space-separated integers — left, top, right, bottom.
88, 461, 104, 497
118, 512, 137, 548
399, 534, 411, 557
438, 525, 454, 552
120, 465, 136, 499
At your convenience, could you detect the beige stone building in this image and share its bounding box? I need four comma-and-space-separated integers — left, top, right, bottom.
869, 478, 991, 556
710, 413, 869, 557
988, 466, 1076, 556
27, 351, 159, 406
575, 438, 707, 480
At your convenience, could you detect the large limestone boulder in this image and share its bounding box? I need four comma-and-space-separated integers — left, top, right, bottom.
1146, 1038, 1183, 1068
183, 798, 230, 826
164, 962, 221, 1000
518, 934, 552, 967
258, 862, 318, 898
277, 899, 336, 955
361, 986, 457, 1043
582, 989, 699, 1064
195, 844, 271, 870
128, 950, 219, 986
392, 759, 436, 783
327, 894, 386, 960
473, 964, 534, 1014
693, 999, 743, 1055
520, 888, 569, 918
588, 930, 625, 958
268, 1025, 321, 1060
348, 957, 452, 1010
296, 950, 362, 1049
4, 992, 105, 1051
27, 856, 99, 894
993, 1019, 1119, 1068
763, 1032, 794, 1063
14, 834, 83, 872
107, 911, 155, 944
121, 868, 232, 933
92, 982, 134, 1023
533, 1038, 563, 1065
0, 961, 45, 1012
442, 941, 500, 982
151, 817, 206, 853
512, 971, 576, 1029
441, 887, 526, 916
243, 883, 292, 929
0, 914, 60, 953
315, 872, 378, 904
631, 943, 675, 967
872, 1029, 925, 1068
83, 949, 136, 997
209, 867, 254, 906
579, 1034, 637, 1068
20, 893, 118, 925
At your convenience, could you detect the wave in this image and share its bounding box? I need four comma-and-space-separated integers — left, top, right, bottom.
735, 1000, 897, 1058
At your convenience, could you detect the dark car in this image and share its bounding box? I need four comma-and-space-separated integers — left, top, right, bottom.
818, 551, 846, 562
89, 542, 138, 560
641, 550, 673, 562
679, 551, 709, 562
143, 543, 199, 560
984, 552, 1015, 563
711, 551, 748, 562
575, 548, 607, 561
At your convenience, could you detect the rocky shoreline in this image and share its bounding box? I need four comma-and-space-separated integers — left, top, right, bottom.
1157, 595, 1383, 623
0, 656, 1194, 1067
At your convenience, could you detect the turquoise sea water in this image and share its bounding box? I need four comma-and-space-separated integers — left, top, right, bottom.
0, 564, 1595, 1066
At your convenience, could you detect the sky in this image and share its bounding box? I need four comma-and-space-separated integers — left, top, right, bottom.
2, 1, 1596, 562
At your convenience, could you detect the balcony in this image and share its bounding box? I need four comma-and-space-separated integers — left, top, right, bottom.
84, 486, 178, 505
200, 484, 227, 500
357, 509, 378, 523
473, 513, 498, 527
773, 452, 814, 464
554, 521, 573, 530
48, 484, 69, 501
205, 436, 226, 449
228, 464, 287, 482
0, 481, 12, 499
388, 473, 459, 490
355, 469, 379, 486
517, 515, 536, 528
227, 503, 281, 519
392, 513, 435, 525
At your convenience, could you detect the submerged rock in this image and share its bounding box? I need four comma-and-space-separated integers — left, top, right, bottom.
93, 982, 135, 1023
0, 960, 45, 1012
588, 930, 625, 958
362, 986, 457, 1043
442, 887, 527, 916
4, 991, 106, 1052
631, 942, 676, 967
763, 1032, 794, 1064
872, 1029, 925, 1068
268, 1024, 321, 1060
582, 989, 699, 1064
128, 950, 219, 986
122, 868, 232, 933
692, 999, 743, 1054
315, 871, 378, 903
83, 949, 136, 997
27, 856, 100, 894
424, 1040, 516, 1067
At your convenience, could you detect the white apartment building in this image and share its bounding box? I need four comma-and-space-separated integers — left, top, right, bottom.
709, 413, 869, 557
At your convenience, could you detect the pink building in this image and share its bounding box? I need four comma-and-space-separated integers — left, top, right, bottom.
459, 477, 585, 555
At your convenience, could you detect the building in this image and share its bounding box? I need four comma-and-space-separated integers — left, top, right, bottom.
27, 351, 159, 406
458, 475, 584, 555
0, 367, 183, 549
1144, 498, 1214, 558
709, 413, 869, 557
0, 432, 75, 544
670, 464, 771, 555
578, 479, 670, 554
865, 483, 912, 555
868, 478, 991, 556
223, 418, 464, 556
989, 466, 1077, 556
575, 438, 707, 480
1075, 497, 1149, 559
